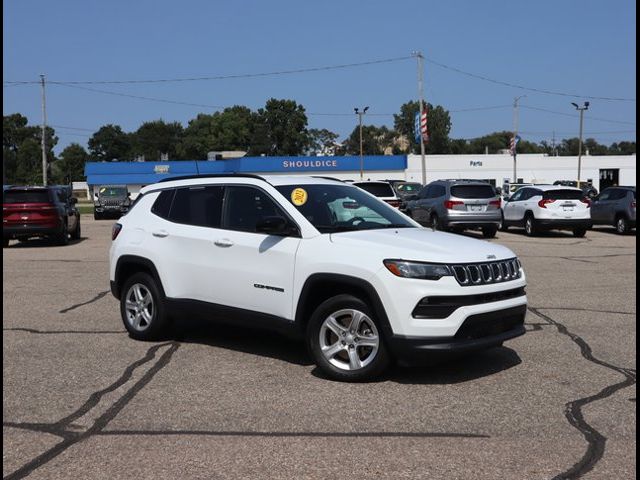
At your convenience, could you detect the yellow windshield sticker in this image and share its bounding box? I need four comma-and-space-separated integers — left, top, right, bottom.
291, 188, 308, 206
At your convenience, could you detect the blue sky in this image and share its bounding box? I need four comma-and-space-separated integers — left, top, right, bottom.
3, 0, 636, 154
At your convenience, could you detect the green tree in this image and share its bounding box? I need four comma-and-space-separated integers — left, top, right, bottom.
609, 141, 636, 155
257, 98, 309, 155
306, 128, 340, 155
393, 101, 452, 154
3, 113, 57, 184
52, 143, 88, 182
343, 125, 394, 155
131, 120, 184, 161
88, 124, 132, 161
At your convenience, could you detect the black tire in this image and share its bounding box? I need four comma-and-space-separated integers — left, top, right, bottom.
572, 228, 587, 238
54, 223, 69, 246
482, 226, 498, 238
307, 294, 390, 382
3, 238, 9, 248
615, 215, 630, 235
500, 214, 509, 231
524, 214, 538, 237
429, 214, 440, 231
71, 217, 81, 240
120, 272, 169, 340
94, 211, 101, 220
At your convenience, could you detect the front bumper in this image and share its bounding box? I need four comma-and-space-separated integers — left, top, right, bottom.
388, 305, 526, 363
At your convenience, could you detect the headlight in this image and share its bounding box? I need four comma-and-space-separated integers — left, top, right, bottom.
383, 259, 452, 280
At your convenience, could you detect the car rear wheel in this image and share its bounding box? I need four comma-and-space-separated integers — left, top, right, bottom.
430, 214, 440, 231
308, 294, 389, 382
94, 211, 102, 220
524, 215, 538, 237
120, 272, 169, 340
71, 217, 81, 240
54, 223, 69, 246
3, 238, 8, 248
572, 228, 587, 238
616, 216, 630, 235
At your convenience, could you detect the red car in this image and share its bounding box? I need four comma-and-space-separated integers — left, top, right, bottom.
3, 186, 81, 247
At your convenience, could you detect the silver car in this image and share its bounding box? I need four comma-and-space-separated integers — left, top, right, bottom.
405, 180, 502, 237
590, 186, 636, 234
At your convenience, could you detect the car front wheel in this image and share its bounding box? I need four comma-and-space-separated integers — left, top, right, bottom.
308, 294, 389, 382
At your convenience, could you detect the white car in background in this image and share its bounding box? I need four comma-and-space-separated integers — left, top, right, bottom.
501, 185, 592, 237
352, 181, 401, 209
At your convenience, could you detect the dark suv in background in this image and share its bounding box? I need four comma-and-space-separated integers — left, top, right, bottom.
404, 180, 502, 237
94, 185, 131, 220
591, 186, 636, 234
3, 185, 81, 246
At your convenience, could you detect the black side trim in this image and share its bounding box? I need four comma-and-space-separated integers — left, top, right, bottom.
113, 255, 166, 300
164, 298, 301, 338
412, 287, 526, 319
295, 273, 394, 339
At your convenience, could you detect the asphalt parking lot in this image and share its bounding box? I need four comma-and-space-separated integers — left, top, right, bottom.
3, 217, 636, 479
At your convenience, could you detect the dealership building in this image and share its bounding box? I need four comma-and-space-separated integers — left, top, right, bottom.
83, 153, 636, 199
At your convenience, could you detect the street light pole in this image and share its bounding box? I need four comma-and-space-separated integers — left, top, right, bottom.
512, 95, 526, 183
354, 106, 369, 180
571, 102, 590, 183
413, 51, 427, 185
40, 74, 48, 186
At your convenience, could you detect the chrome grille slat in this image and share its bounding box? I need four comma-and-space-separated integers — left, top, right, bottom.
451, 258, 521, 286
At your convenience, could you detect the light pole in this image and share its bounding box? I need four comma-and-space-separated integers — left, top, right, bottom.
512, 95, 526, 183
40, 74, 48, 186
571, 102, 589, 183
412, 51, 427, 184
354, 106, 369, 179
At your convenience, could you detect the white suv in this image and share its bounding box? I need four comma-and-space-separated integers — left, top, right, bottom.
502, 185, 592, 237
109, 175, 527, 381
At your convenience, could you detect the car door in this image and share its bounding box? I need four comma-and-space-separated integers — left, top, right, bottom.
503, 188, 526, 222
411, 185, 431, 223
591, 189, 613, 224
216, 185, 301, 319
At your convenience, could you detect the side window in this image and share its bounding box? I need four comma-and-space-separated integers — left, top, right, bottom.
168, 185, 224, 227
609, 189, 626, 200
223, 186, 287, 233
419, 186, 431, 199
432, 185, 446, 198
510, 189, 525, 202
598, 190, 612, 201
151, 190, 175, 219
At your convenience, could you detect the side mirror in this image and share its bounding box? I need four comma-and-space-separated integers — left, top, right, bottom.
70, 197, 78, 204
127, 192, 131, 197
256, 216, 296, 236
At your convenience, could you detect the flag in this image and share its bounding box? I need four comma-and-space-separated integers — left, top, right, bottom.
414, 105, 429, 143
509, 135, 521, 154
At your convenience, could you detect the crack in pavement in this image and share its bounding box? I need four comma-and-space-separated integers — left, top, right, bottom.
528, 307, 636, 480
531, 307, 635, 316
3, 328, 124, 335
58, 290, 110, 314
96, 429, 489, 438
3, 341, 180, 480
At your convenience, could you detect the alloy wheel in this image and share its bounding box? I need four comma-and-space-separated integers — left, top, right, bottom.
319, 309, 379, 371
124, 283, 154, 331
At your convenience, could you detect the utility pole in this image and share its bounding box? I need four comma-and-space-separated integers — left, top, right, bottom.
571, 102, 589, 183
414, 51, 427, 184
40, 74, 48, 186
512, 95, 526, 183
354, 106, 369, 180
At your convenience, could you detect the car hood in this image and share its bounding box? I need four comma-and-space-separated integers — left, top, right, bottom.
329, 227, 516, 264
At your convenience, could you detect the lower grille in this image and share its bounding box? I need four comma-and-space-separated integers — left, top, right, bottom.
454, 305, 526, 340
412, 287, 526, 319
452, 258, 522, 286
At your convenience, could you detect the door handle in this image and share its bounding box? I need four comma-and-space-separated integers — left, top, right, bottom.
152, 230, 169, 238
214, 238, 234, 248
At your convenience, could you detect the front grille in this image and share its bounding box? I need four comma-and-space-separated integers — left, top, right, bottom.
101, 199, 123, 207
412, 287, 526, 319
451, 258, 521, 286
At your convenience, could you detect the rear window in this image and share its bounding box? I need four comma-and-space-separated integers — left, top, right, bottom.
542, 190, 583, 200
354, 183, 395, 197
3, 190, 51, 204
450, 185, 496, 199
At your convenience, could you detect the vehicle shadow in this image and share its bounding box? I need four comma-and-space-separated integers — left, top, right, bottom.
168, 317, 313, 366
6, 237, 88, 248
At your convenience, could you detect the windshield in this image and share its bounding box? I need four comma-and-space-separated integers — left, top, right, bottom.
3, 190, 51, 204
353, 182, 395, 198
275, 184, 415, 233
98, 186, 127, 197
396, 183, 422, 193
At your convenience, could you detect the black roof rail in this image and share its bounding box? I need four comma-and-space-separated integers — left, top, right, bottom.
157, 173, 268, 184
310, 176, 344, 182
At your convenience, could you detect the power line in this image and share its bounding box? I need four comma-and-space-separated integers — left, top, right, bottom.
4, 56, 414, 86
520, 105, 636, 126
423, 57, 636, 102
